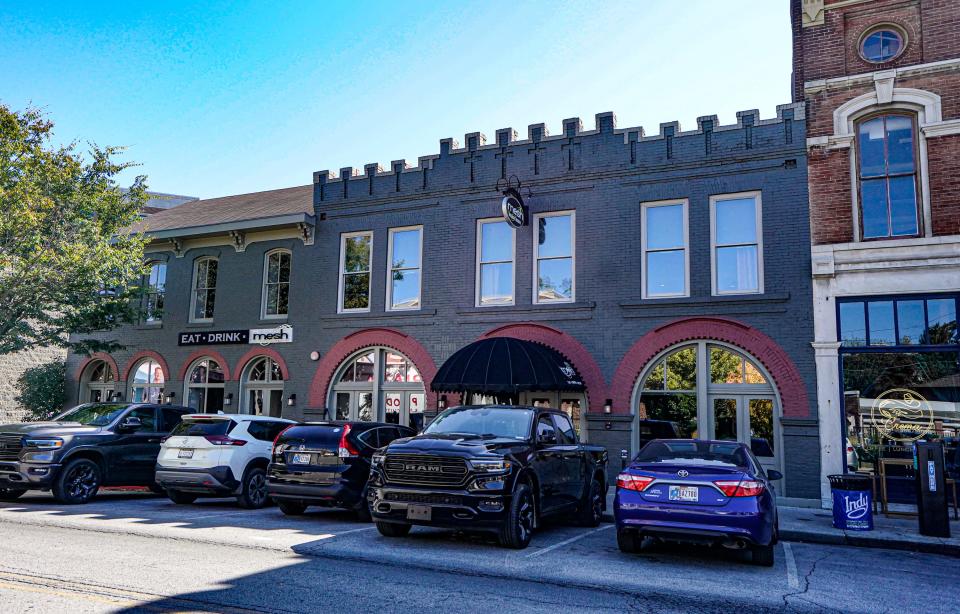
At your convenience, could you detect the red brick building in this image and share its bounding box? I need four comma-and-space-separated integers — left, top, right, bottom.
794, 0, 960, 504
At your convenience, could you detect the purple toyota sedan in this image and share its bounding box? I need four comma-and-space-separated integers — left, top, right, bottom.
614, 439, 782, 566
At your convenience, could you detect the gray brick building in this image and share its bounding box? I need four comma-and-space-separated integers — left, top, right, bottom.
66, 106, 821, 501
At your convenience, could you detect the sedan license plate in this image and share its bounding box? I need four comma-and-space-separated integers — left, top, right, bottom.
177, 449, 194, 459
668, 485, 698, 502
291, 453, 311, 465
406, 504, 432, 521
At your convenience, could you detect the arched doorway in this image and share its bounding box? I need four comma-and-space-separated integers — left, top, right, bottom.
80, 360, 116, 403
241, 357, 284, 417
328, 347, 425, 430
632, 341, 782, 475
129, 359, 166, 404
184, 357, 226, 413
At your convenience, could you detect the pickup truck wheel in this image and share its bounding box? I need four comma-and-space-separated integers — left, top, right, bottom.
52, 458, 101, 504
576, 478, 603, 527
167, 490, 198, 505
237, 467, 269, 509
277, 500, 307, 516
617, 528, 640, 553
498, 484, 535, 549
0, 487, 27, 501
376, 521, 411, 537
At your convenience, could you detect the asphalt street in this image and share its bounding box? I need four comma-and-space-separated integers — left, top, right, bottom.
1, 492, 958, 613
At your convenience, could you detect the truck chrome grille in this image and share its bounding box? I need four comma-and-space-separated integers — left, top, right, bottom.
383, 454, 468, 487
0, 434, 23, 461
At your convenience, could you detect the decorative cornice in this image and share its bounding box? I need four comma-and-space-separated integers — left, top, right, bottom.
804, 58, 960, 94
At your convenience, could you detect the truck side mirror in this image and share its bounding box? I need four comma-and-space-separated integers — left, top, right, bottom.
117, 416, 143, 432
538, 430, 557, 446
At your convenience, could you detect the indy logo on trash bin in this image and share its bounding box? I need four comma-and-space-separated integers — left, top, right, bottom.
844, 492, 870, 520
869, 388, 933, 443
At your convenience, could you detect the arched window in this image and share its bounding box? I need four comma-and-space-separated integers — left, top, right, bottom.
81, 360, 116, 403
190, 257, 218, 322
140, 262, 166, 324
129, 359, 165, 404
857, 113, 919, 239
241, 356, 284, 416
261, 250, 291, 319
329, 347, 425, 429
185, 358, 225, 413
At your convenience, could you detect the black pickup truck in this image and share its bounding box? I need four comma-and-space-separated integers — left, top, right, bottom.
368, 405, 608, 549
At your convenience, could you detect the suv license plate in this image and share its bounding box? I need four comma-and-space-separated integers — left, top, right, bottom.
291, 453, 311, 465
178, 449, 194, 459
668, 485, 698, 502
407, 504, 432, 521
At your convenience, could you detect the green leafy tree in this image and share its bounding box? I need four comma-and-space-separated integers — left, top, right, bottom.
15, 360, 67, 421
0, 105, 148, 354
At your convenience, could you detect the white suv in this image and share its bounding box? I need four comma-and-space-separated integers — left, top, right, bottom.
156, 414, 295, 508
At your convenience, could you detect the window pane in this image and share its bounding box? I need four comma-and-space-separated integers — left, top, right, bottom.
354, 354, 375, 382
384, 353, 406, 382
643, 360, 665, 391
537, 258, 573, 301
745, 361, 767, 384
839, 302, 867, 347
343, 273, 369, 309
716, 245, 758, 293
391, 270, 421, 309
888, 176, 918, 236
276, 283, 289, 315
712, 398, 738, 440
537, 215, 572, 258
391, 229, 421, 270
639, 394, 698, 438
665, 347, 696, 391
868, 301, 895, 346
715, 198, 756, 245
749, 399, 775, 456
133, 361, 152, 384
896, 300, 925, 345
278, 252, 291, 283
206, 260, 217, 287
207, 360, 224, 384
860, 179, 889, 239
862, 33, 883, 62
336, 393, 350, 420
886, 116, 915, 174
480, 222, 512, 262
646, 250, 685, 296
268, 253, 280, 283
479, 262, 513, 304
858, 117, 887, 178
204, 289, 216, 318
344, 235, 371, 273
339, 363, 356, 383
266, 286, 278, 315
646, 204, 684, 250
711, 347, 744, 384
926, 299, 957, 344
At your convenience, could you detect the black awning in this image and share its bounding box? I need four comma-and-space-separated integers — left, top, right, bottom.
430, 337, 585, 394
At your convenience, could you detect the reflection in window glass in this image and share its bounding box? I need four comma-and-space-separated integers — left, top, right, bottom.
745, 361, 767, 384
711, 346, 744, 384
192, 258, 218, 321
389, 228, 422, 310
665, 347, 696, 391
712, 399, 738, 440
536, 213, 574, 303
644, 203, 687, 297
897, 301, 925, 345
131, 360, 165, 404
858, 115, 918, 239
927, 299, 957, 344
861, 29, 903, 63
868, 301, 895, 346
643, 361, 665, 391
263, 251, 291, 317
478, 221, 514, 305
713, 196, 760, 294
638, 394, 697, 438
839, 302, 867, 346
749, 399, 775, 456
341, 233, 372, 311
141, 262, 166, 323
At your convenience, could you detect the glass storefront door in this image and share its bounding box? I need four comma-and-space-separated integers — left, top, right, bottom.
708, 395, 778, 473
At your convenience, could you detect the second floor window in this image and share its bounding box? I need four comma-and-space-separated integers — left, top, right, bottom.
141, 262, 166, 323
642, 201, 688, 298
477, 219, 515, 306
387, 226, 422, 311
534, 211, 575, 303
858, 114, 919, 239
262, 250, 291, 318
191, 257, 217, 321
339, 232, 372, 312
712, 193, 763, 295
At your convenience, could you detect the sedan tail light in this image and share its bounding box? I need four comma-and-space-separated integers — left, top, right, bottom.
616, 473, 655, 492
273, 425, 294, 451
204, 435, 247, 446
714, 479, 765, 497
339, 424, 360, 459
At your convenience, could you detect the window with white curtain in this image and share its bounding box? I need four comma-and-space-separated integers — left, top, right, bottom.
711, 192, 763, 295
476, 219, 515, 306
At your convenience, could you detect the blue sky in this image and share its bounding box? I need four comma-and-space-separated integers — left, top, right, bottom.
1, 1, 792, 199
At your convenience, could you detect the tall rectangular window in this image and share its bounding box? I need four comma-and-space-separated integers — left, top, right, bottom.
857, 114, 919, 239
711, 192, 763, 295
191, 257, 217, 321
534, 211, 575, 303
141, 262, 166, 324
476, 219, 515, 306
339, 232, 372, 312
641, 200, 688, 298
387, 226, 422, 311
262, 250, 291, 318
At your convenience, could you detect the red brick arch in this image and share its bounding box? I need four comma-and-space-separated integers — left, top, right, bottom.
122, 351, 171, 383
235, 348, 290, 382
308, 328, 438, 408
75, 353, 119, 382
480, 323, 609, 414
609, 317, 811, 418
178, 349, 232, 382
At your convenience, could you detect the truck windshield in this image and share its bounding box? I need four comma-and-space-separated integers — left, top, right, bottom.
424, 407, 533, 440
54, 404, 130, 426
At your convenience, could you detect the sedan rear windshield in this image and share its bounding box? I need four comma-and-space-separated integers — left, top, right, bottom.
279, 425, 343, 448
424, 407, 533, 440
54, 404, 129, 426
170, 419, 236, 437
636, 441, 751, 468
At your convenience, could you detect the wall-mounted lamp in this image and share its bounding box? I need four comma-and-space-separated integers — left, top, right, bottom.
438, 395, 448, 411
287, 394, 297, 407
603, 399, 613, 414
224, 393, 233, 407
309, 351, 320, 361
164, 392, 176, 404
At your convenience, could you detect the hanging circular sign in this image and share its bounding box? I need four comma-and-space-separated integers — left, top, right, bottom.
501, 189, 527, 228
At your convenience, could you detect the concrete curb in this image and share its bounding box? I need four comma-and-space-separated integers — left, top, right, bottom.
780, 528, 960, 557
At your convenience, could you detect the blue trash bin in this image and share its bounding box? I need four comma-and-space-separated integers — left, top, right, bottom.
828, 474, 873, 531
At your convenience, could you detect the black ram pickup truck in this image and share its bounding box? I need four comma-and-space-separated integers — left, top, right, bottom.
368, 405, 608, 548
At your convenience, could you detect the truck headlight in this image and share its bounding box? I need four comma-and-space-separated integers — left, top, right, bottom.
471, 460, 511, 473
24, 438, 64, 450
371, 453, 386, 469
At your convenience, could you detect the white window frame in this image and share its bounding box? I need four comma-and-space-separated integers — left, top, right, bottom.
710, 191, 764, 296
641, 199, 689, 299
385, 225, 423, 312
141, 260, 166, 324
189, 257, 218, 323
475, 218, 516, 307
533, 210, 576, 304
260, 249, 292, 320
338, 231, 373, 314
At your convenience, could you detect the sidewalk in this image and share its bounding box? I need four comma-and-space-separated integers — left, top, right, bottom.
603, 492, 960, 556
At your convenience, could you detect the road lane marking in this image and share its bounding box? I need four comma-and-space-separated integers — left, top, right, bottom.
330, 526, 377, 536
524, 525, 614, 558
783, 542, 799, 589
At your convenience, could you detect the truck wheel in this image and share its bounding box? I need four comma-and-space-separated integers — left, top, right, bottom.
167, 490, 198, 505
237, 467, 269, 509
751, 543, 775, 567
617, 528, 640, 554
498, 483, 535, 549
376, 521, 411, 537
52, 458, 101, 504
0, 487, 26, 501
277, 500, 307, 516
576, 478, 603, 527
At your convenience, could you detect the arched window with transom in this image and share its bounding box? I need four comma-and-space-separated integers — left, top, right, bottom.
129, 359, 165, 404
184, 358, 225, 413
80, 360, 116, 404
241, 356, 285, 417
328, 347, 425, 430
